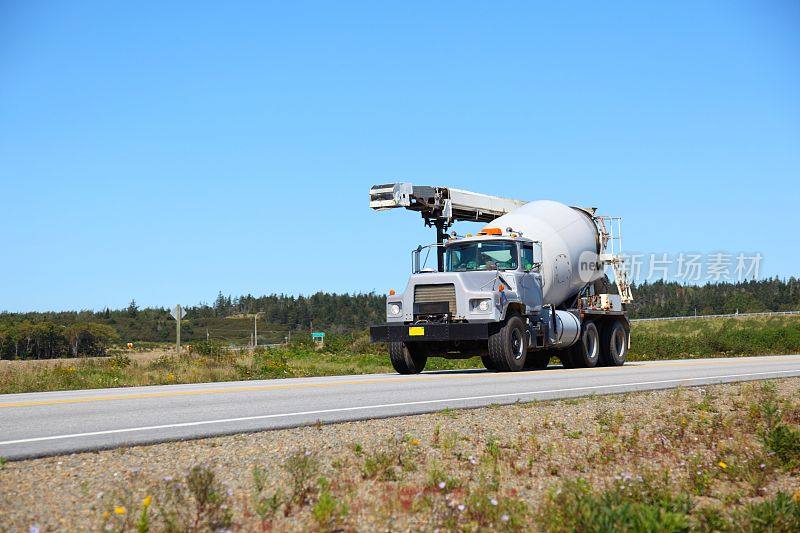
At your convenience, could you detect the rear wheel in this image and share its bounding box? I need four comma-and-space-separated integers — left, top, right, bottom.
568, 321, 600, 368
600, 320, 628, 366
524, 351, 551, 370
389, 342, 428, 374
487, 315, 528, 371
556, 348, 576, 368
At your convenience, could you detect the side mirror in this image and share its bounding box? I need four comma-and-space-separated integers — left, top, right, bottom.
412, 245, 422, 274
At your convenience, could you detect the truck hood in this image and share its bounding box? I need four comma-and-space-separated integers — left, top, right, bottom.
407, 270, 516, 293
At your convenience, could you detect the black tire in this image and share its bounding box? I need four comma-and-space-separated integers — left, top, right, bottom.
388, 342, 428, 374
524, 351, 551, 370
568, 321, 600, 368
556, 348, 576, 368
481, 355, 496, 371
487, 315, 528, 371
600, 320, 628, 366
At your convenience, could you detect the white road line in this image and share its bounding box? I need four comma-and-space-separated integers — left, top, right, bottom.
1, 369, 798, 447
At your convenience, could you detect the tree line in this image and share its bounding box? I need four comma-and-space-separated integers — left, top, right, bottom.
627, 278, 800, 318
1, 280, 799, 359
0, 322, 118, 359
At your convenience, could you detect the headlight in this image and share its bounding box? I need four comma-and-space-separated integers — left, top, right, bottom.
471, 298, 492, 312
389, 304, 401, 316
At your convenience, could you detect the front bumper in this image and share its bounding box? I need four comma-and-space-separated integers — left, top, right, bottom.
370, 322, 491, 343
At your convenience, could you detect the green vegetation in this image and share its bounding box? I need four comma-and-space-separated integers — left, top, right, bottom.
0, 321, 118, 359
629, 278, 800, 318
101, 465, 233, 532
0, 292, 386, 353
0, 335, 481, 394
538, 477, 800, 532
1, 278, 799, 361
539, 475, 692, 532
2, 315, 800, 393
629, 315, 800, 360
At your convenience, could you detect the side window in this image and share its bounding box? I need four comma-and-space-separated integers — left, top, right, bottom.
522, 244, 534, 271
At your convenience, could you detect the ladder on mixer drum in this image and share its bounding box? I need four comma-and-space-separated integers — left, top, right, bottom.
596, 216, 634, 304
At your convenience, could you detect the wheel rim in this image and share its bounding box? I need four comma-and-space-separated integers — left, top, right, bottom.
585, 328, 598, 362
613, 329, 626, 357
511, 329, 524, 360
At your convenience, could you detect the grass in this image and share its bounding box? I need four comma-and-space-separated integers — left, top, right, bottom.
1, 315, 799, 394
629, 315, 800, 360
0, 337, 480, 394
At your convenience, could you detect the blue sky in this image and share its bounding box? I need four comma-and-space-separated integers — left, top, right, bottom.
1, 1, 798, 312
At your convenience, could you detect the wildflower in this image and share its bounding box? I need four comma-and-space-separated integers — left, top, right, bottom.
142, 495, 152, 508
114, 506, 127, 515
717, 461, 727, 469
438, 481, 446, 490
166, 372, 175, 382
29, 526, 40, 533
102, 511, 110, 520
468, 455, 477, 465
759, 463, 766, 470
410, 438, 421, 446
490, 497, 498, 506
501, 514, 510, 522
457, 504, 466, 512
304, 450, 312, 457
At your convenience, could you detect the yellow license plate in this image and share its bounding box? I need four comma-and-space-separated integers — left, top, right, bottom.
408, 326, 425, 337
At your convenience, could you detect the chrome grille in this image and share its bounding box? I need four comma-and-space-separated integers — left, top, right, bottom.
414, 284, 456, 315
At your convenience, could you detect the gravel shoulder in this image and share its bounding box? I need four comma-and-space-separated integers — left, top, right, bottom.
2, 378, 799, 531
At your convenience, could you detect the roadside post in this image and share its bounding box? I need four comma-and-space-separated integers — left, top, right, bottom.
170, 304, 187, 353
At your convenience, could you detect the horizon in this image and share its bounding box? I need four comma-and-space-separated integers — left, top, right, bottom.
3, 276, 799, 315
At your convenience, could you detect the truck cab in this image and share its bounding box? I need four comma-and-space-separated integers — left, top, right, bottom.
388, 233, 543, 325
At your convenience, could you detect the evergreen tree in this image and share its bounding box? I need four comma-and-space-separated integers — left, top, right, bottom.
126, 299, 138, 318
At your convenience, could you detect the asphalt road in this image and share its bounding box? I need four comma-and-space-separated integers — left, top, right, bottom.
2, 355, 800, 460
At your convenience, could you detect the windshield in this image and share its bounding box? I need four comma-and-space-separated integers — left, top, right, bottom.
446, 240, 518, 272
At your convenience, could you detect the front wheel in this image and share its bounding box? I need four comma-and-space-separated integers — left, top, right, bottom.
487, 315, 528, 371
389, 342, 428, 374
481, 355, 496, 371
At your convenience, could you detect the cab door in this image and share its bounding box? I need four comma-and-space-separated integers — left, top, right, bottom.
519, 243, 542, 313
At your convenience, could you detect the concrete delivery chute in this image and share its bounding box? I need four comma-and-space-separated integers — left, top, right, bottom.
369, 182, 527, 271
368, 182, 634, 374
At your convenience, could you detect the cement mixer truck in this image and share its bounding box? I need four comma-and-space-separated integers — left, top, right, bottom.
368, 183, 634, 374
